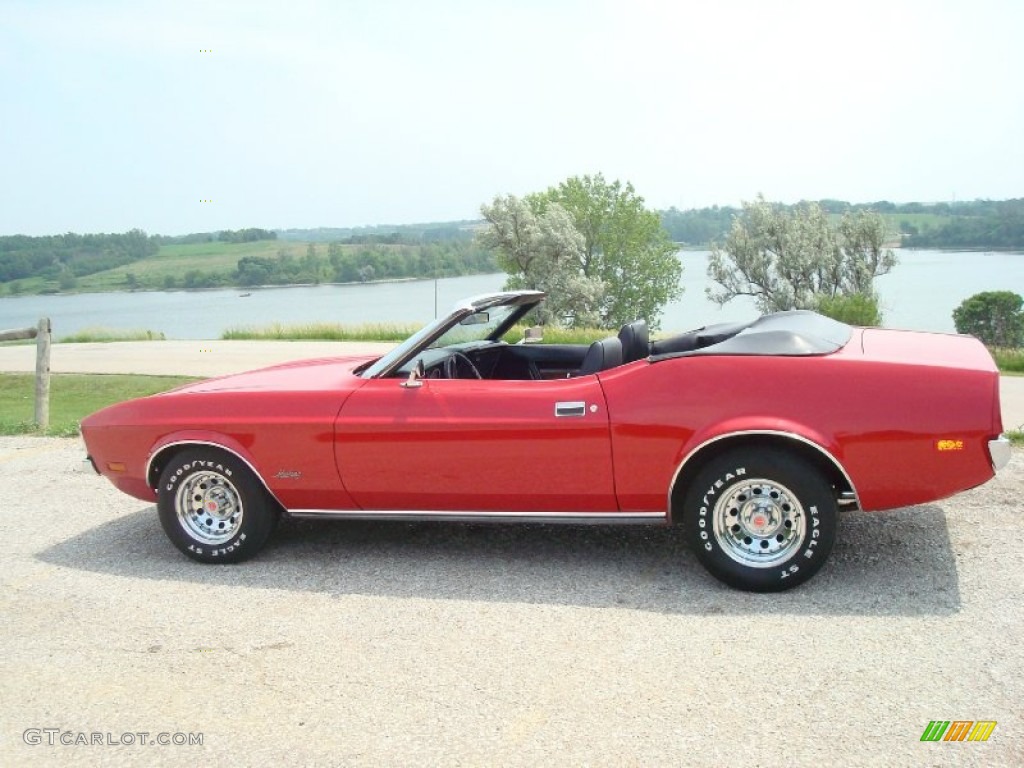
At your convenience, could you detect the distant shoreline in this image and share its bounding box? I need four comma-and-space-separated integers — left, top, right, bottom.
1, 273, 494, 300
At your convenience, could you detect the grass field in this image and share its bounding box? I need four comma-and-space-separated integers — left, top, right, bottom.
0, 240, 308, 295
74, 240, 310, 292
992, 348, 1024, 374
879, 212, 951, 232
0, 373, 200, 436
223, 321, 421, 342
59, 327, 167, 343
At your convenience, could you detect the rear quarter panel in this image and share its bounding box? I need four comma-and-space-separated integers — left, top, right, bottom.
599, 342, 999, 513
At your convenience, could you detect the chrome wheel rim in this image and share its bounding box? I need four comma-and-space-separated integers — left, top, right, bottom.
175, 471, 244, 545
712, 478, 806, 568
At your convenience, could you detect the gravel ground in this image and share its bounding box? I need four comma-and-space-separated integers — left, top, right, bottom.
0, 437, 1021, 767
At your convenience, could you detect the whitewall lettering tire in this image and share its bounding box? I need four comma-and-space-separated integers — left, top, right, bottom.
682, 449, 837, 591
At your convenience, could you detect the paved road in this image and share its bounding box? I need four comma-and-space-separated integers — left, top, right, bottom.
0, 437, 1020, 767
2, 340, 1023, 430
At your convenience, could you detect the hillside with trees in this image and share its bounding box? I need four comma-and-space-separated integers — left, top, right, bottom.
662, 198, 1024, 249
0, 226, 494, 295
0, 229, 158, 289
1, 198, 1019, 297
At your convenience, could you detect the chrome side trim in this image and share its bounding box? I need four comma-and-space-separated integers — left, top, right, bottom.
288, 509, 666, 525
989, 435, 1011, 472
145, 439, 286, 509
666, 430, 862, 515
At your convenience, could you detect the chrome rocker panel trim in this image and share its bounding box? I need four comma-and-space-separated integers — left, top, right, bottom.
287, 510, 667, 525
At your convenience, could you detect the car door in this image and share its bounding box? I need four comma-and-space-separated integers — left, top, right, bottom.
333, 375, 616, 513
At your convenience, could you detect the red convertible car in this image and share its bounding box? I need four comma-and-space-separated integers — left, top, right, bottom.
81, 290, 1010, 591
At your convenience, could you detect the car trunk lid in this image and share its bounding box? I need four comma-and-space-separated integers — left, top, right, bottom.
860, 328, 998, 372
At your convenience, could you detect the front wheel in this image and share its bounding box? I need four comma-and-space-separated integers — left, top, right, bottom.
157, 448, 277, 563
681, 448, 837, 591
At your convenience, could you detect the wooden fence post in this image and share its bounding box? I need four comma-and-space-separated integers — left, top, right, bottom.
34, 317, 51, 429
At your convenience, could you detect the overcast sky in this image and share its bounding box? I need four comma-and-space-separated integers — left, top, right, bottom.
2, 0, 1022, 236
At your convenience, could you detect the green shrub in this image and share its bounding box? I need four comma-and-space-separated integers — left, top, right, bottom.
815, 293, 882, 326
953, 291, 1024, 347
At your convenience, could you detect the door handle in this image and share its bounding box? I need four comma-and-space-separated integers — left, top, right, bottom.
554, 401, 587, 417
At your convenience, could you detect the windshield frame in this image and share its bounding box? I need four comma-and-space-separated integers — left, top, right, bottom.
360, 290, 545, 378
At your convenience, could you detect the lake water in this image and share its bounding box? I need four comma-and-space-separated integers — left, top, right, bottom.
0, 250, 1020, 340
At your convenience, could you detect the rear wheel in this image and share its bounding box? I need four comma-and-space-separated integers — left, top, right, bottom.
157, 448, 277, 563
681, 448, 837, 591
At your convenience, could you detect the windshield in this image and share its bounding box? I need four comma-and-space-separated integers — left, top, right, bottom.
360, 291, 543, 378
427, 304, 521, 349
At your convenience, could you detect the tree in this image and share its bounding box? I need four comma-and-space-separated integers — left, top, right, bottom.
707, 197, 897, 320
478, 195, 604, 326
236, 256, 277, 286
953, 291, 1024, 347
533, 174, 682, 328
479, 175, 682, 328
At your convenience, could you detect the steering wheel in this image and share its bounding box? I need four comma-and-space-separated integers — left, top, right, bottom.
444, 351, 482, 380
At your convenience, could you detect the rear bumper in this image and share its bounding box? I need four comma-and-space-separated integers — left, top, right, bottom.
989, 435, 1012, 472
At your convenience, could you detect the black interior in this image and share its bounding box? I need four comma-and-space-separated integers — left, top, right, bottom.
578, 337, 623, 375
389, 311, 844, 381
617, 320, 649, 363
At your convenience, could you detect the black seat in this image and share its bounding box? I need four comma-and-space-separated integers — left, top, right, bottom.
618, 320, 649, 363
577, 337, 623, 375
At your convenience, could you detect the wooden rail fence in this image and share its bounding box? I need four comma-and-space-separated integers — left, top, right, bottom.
0, 318, 52, 428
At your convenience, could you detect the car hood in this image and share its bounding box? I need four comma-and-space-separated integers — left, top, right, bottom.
166, 355, 377, 394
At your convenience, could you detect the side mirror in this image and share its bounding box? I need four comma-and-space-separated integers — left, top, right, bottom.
401, 358, 425, 388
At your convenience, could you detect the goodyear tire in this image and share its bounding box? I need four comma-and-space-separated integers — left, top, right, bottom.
157, 448, 277, 564
682, 448, 837, 591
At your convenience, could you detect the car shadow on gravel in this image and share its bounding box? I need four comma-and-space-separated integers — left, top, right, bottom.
36, 504, 961, 616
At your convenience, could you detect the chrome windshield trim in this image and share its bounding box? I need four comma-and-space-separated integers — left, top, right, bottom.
287, 510, 665, 524
989, 435, 1011, 472
361, 290, 545, 380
